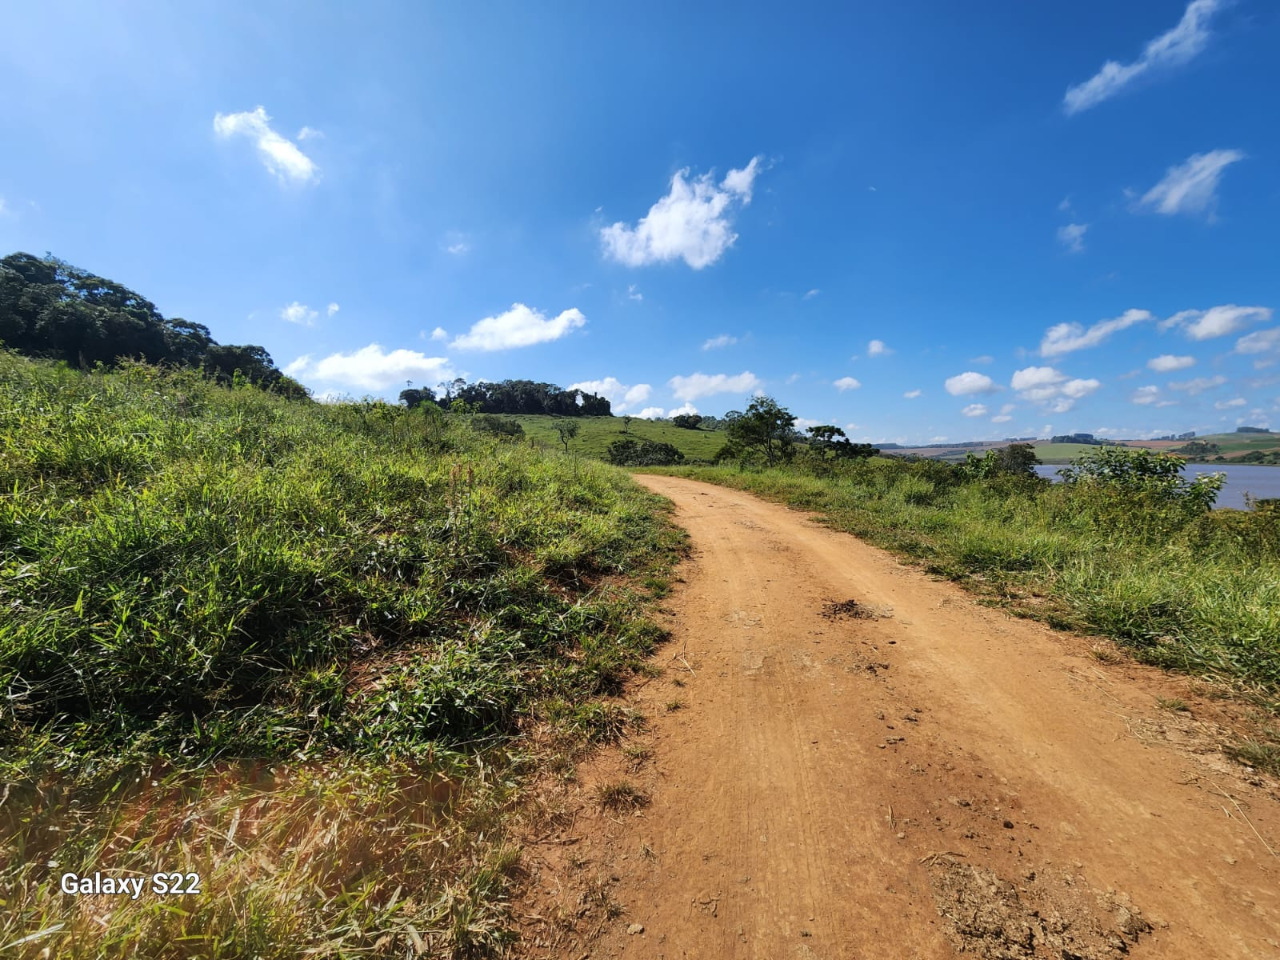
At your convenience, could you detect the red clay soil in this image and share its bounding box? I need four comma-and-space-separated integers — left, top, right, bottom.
513, 475, 1280, 959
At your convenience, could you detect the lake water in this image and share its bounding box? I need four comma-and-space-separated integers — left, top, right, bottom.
1033, 463, 1280, 510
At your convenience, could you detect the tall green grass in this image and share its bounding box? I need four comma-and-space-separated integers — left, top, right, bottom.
0, 352, 682, 957
649, 458, 1280, 691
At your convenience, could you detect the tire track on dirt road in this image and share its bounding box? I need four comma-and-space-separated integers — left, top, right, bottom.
517, 475, 1280, 959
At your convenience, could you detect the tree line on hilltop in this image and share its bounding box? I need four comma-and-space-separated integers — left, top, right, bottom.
0, 252, 307, 398
399, 378, 612, 417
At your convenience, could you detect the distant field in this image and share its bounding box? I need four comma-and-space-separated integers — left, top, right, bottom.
1125, 433, 1280, 458
511, 414, 726, 461
1032, 442, 1113, 463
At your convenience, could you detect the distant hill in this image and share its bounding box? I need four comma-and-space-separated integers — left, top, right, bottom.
512, 414, 727, 461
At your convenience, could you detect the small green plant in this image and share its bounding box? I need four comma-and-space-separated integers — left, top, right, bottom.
1156, 698, 1190, 712
1225, 739, 1280, 777
665, 698, 687, 712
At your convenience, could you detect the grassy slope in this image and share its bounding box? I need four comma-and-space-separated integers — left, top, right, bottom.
644, 461, 1280, 698
511, 414, 726, 461
0, 354, 682, 958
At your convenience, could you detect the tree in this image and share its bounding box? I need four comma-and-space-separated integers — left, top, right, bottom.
555, 419, 580, 453
718, 396, 796, 466
804, 425, 880, 460
399, 387, 437, 409
959, 443, 1040, 480
621, 415, 633, 434
672, 413, 703, 430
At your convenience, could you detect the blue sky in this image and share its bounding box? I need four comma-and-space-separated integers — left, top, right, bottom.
2, 0, 1278, 443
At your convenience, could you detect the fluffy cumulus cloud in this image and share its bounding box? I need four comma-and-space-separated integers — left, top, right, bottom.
667, 402, 699, 417
1057, 223, 1088, 254
903, 389, 922, 399
944, 372, 997, 396
288, 345, 455, 392
326, 303, 340, 318
668, 371, 761, 402
1011, 366, 1101, 413
961, 404, 987, 417
1147, 354, 1195, 372
702, 334, 738, 350
280, 301, 318, 326
635, 406, 666, 420
1040, 309, 1152, 357
429, 327, 448, 342
834, 376, 862, 392
1131, 385, 1160, 405
600, 157, 762, 269
451, 303, 585, 351
867, 339, 892, 357
1137, 150, 1245, 218
213, 106, 319, 184
569, 377, 652, 412
1162, 304, 1271, 340
1063, 0, 1225, 115
1168, 375, 1228, 395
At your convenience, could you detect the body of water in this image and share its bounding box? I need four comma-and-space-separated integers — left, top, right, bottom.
1033, 462, 1280, 510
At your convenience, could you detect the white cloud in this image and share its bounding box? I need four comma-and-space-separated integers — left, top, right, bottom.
280, 301, 318, 326
1215, 397, 1247, 410
0, 197, 9, 218
1011, 366, 1101, 413
944, 371, 997, 396
702, 334, 738, 350
450, 303, 586, 351
297, 126, 324, 141
429, 327, 448, 342
1040, 309, 1152, 357
961, 404, 988, 417
213, 106, 319, 185
290, 344, 456, 392
867, 339, 892, 357
627, 284, 643, 302
903, 389, 922, 399
1163, 304, 1271, 340
1132, 385, 1160, 405
1137, 149, 1245, 218
1237, 328, 1280, 355
283, 354, 311, 377
667, 402, 700, 417
1063, 0, 1225, 115
834, 377, 862, 392
991, 414, 1013, 423
326, 302, 340, 318
969, 355, 994, 365
635, 406, 665, 419
1057, 223, 1088, 253
999, 403, 1016, 414
1168, 374, 1228, 395
803, 289, 821, 300
1147, 354, 1194, 372
600, 156, 763, 269
569, 377, 652, 412
668, 371, 762, 401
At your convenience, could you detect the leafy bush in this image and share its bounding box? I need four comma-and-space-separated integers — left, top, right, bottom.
606, 437, 686, 466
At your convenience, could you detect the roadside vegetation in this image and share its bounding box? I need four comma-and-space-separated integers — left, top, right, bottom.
649, 398, 1280, 700
0, 351, 682, 958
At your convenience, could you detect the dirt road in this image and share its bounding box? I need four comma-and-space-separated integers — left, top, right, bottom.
517, 476, 1280, 959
